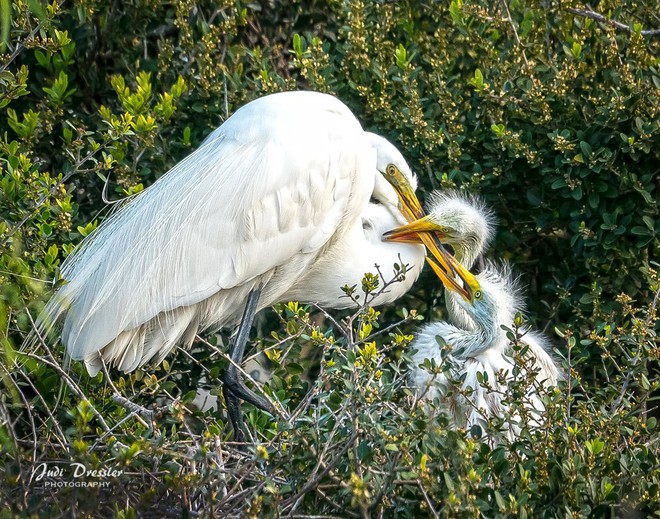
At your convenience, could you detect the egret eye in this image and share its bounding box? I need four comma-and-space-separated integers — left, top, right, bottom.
386, 164, 396, 175
474, 290, 483, 300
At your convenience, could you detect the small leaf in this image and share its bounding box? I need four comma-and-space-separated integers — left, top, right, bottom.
631, 226, 651, 236
571, 42, 582, 59
579, 141, 592, 157
292, 33, 303, 56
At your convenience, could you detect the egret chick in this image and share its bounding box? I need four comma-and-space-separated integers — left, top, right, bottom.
384, 193, 559, 437
383, 190, 495, 329
413, 259, 559, 438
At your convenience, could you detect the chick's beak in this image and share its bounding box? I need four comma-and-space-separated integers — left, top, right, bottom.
426, 246, 481, 303
381, 165, 479, 301
382, 216, 443, 244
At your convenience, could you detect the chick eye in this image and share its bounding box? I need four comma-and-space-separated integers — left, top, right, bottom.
441, 227, 452, 234
474, 290, 483, 300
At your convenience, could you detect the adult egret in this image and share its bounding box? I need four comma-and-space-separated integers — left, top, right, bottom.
384, 193, 559, 436
35, 91, 465, 439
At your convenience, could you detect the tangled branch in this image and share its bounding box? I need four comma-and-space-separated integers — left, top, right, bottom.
567, 7, 660, 36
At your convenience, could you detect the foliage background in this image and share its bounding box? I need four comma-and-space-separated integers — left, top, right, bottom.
0, 0, 658, 516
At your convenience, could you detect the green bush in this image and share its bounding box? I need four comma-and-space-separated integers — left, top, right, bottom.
1, 0, 658, 516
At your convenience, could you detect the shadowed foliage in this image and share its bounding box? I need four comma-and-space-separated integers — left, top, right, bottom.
0, 0, 658, 516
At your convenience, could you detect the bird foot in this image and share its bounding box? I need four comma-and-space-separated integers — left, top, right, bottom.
221, 370, 275, 442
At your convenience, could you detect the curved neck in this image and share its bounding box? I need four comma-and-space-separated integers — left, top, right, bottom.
445, 292, 474, 330
444, 242, 481, 329
449, 303, 499, 358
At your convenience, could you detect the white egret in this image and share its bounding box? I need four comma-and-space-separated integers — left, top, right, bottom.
383, 193, 559, 437
384, 191, 558, 365
35, 91, 465, 439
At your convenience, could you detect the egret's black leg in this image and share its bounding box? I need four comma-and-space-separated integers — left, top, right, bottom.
222, 285, 274, 440
224, 388, 245, 443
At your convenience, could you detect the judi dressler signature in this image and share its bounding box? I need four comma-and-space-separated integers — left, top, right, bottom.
31, 462, 123, 488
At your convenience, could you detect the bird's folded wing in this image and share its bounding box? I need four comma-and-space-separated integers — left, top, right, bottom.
41, 99, 373, 361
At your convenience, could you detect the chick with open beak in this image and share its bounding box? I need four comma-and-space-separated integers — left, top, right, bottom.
381, 168, 481, 303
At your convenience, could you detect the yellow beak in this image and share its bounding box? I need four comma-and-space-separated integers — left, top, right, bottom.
382, 165, 426, 221
426, 246, 481, 303
382, 216, 443, 243
381, 165, 479, 302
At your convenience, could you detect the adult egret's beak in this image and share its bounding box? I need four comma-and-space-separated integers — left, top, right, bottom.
381, 164, 425, 221
381, 164, 477, 300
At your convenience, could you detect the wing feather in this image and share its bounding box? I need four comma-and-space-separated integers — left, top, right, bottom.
40, 92, 373, 364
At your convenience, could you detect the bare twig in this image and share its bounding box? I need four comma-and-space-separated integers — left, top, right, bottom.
0, 383, 24, 484
368, 450, 402, 515
611, 285, 660, 413
359, 315, 415, 346
418, 480, 440, 519
90, 410, 148, 451
315, 488, 360, 519
22, 349, 115, 434
0, 16, 45, 74
282, 430, 359, 511
111, 394, 154, 424
567, 7, 660, 36
2, 362, 68, 449
500, 0, 530, 68
310, 303, 349, 337
22, 315, 115, 436
100, 360, 156, 429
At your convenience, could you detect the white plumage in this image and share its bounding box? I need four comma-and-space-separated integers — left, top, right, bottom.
411, 262, 559, 434
38, 91, 432, 376
385, 192, 560, 435
418, 191, 496, 330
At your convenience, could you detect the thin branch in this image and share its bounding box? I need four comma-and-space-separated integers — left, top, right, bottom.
100, 360, 156, 429
417, 479, 440, 519
315, 488, 360, 519
0, 378, 25, 480
610, 285, 660, 413
567, 7, 660, 36
22, 350, 115, 435
22, 314, 115, 436
282, 430, 359, 511
500, 0, 530, 68
357, 315, 415, 345
2, 363, 68, 449
110, 394, 154, 425
0, 19, 44, 74
310, 302, 349, 338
